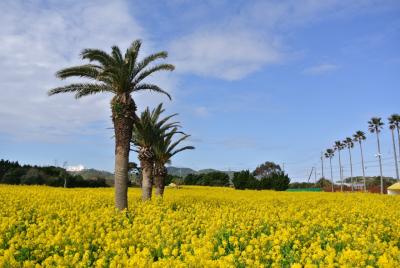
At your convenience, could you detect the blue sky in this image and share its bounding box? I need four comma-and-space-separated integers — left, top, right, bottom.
0, 0, 399, 181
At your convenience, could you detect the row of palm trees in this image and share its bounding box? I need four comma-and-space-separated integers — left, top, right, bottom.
48, 40, 192, 210
324, 115, 400, 193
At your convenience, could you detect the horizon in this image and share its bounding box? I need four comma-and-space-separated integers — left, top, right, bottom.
1, 0, 400, 182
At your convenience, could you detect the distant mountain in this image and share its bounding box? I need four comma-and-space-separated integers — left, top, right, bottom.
68, 168, 114, 185
166, 167, 197, 177
198, 169, 219, 174
167, 166, 235, 178
69, 166, 235, 182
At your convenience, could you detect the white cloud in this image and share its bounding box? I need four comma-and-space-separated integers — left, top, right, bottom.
169, 31, 281, 80
66, 164, 85, 172
303, 63, 339, 75
167, 0, 395, 80
193, 106, 210, 117
0, 0, 175, 142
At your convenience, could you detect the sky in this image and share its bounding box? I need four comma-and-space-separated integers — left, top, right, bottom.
0, 0, 399, 182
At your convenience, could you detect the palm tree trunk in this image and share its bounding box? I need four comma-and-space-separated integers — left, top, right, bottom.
376, 131, 384, 194
140, 159, 153, 200
329, 157, 334, 192
338, 150, 343, 191
348, 148, 354, 191
154, 174, 164, 196
139, 147, 154, 201
359, 141, 366, 191
112, 95, 135, 210
397, 127, 400, 164
391, 129, 400, 181
154, 163, 167, 197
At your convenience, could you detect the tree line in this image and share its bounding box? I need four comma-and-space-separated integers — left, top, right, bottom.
0, 159, 107, 187
232, 170, 290, 191
232, 161, 290, 191
182, 172, 230, 186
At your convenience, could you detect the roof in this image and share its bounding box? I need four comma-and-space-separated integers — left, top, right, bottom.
388, 182, 400, 190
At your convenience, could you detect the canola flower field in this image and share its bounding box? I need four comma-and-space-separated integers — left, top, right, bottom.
1, 185, 400, 268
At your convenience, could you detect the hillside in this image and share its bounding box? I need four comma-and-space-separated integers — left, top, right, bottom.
69, 169, 114, 185
167, 166, 235, 178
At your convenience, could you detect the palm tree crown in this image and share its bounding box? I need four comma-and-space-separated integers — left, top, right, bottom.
368, 117, 384, 133
353, 131, 366, 142
132, 104, 180, 156
154, 130, 195, 166
334, 140, 344, 151
343, 137, 354, 149
325, 149, 334, 158
48, 40, 174, 100
389, 114, 400, 130
388, 114, 400, 127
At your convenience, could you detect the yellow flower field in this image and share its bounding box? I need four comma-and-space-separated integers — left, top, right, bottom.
1, 185, 400, 268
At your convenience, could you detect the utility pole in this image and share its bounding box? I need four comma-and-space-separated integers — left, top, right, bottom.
340, 166, 343, 192
390, 127, 399, 181
282, 162, 285, 173
321, 152, 324, 179
62, 161, 68, 188
314, 167, 317, 184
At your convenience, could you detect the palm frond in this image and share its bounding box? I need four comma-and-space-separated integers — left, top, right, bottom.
48, 83, 112, 98
168, 134, 192, 155
133, 83, 172, 100
80, 48, 114, 66
134, 64, 175, 84
111, 45, 124, 64
125, 40, 142, 74
56, 64, 101, 80
133, 51, 168, 77
171, 146, 195, 157
74, 84, 113, 99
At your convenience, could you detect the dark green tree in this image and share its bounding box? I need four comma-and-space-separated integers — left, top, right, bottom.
232, 170, 257, 190
253, 161, 281, 177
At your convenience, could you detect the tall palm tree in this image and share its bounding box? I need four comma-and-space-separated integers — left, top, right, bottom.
368, 117, 384, 194
154, 129, 194, 197
48, 40, 174, 210
324, 149, 335, 192
353, 131, 367, 191
389, 114, 400, 160
132, 104, 179, 200
343, 137, 354, 191
334, 140, 344, 191
388, 115, 400, 181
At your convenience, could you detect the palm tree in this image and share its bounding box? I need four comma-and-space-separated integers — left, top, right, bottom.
388, 115, 400, 181
48, 40, 174, 210
334, 140, 344, 191
389, 114, 400, 160
353, 131, 367, 191
132, 104, 179, 200
368, 117, 384, 194
343, 137, 354, 191
154, 129, 194, 197
324, 149, 335, 192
